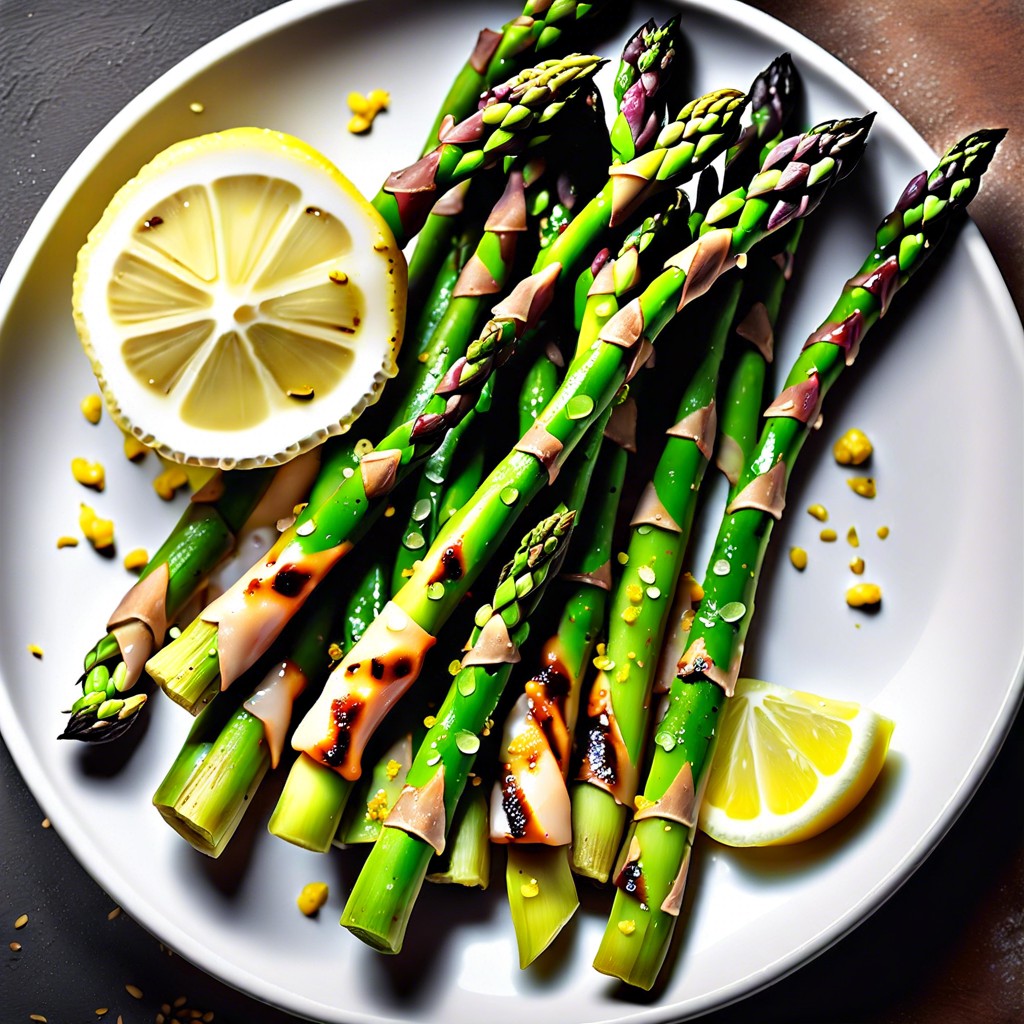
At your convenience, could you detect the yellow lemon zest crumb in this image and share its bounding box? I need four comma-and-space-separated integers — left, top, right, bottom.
328, 642, 343, 660
79, 503, 114, 549
423, 715, 437, 728
296, 881, 329, 916
153, 465, 189, 501
189, 101, 205, 114
846, 582, 882, 608
789, 546, 808, 570
385, 758, 402, 781
877, 525, 890, 539
72, 457, 105, 490
520, 879, 540, 899
57, 535, 79, 549
365, 789, 389, 821
27, 644, 43, 659
626, 583, 643, 604
618, 920, 636, 936
833, 427, 873, 465
81, 394, 103, 424
850, 557, 866, 575
621, 605, 640, 623
347, 88, 390, 134
847, 526, 860, 548
123, 548, 148, 572
819, 528, 838, 543
616, 551, 629, 565
806, 503, 828, 521
847, 476, 877, 499
634, 795, 653, 811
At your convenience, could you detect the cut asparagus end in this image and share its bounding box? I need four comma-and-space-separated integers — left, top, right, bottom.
570, 782, 628, 882
146, 617, 221, 713
159, 709, 271, 858
426, 788, 491, 888
341, 824, 433, 953
506, 844, 579, 968
269, 753, 352, 852
593, 884, 674, 990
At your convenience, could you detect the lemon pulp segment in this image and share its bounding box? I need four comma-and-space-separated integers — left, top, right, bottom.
73, 128, 406, 469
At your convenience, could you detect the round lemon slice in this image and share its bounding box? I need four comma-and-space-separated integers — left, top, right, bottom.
73, 127, 406, 469
698, 677, 894, 847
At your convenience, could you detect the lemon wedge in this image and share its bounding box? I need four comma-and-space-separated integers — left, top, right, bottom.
698, 677, 894, 846
73, 127, 406, 469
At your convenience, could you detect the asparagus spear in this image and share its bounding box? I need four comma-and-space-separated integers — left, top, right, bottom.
150, 60, 729, 713
371, 54, 605, 249
60, 468, 274, 742
341, 507, 576, 953
289, 114, 872, 795
594, 128, 1005, 990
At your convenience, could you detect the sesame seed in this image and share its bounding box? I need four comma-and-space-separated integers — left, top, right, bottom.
14, 913, 28, 929
41, 818, 50, 828
107, 906, 121, 920
9, 941, 21, 951
125, 983, 144, 999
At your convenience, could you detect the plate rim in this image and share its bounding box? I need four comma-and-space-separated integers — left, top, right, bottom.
1, 1, 1022, 1021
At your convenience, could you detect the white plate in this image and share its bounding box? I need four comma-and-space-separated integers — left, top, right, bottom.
1, 1, 1022, 1021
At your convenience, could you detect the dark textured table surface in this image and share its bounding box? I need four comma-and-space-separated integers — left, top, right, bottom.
2, 2, 1022, 1022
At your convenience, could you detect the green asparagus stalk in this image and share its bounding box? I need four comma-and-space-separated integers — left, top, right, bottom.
341, 508, 576, 953
289, 114, 873, 791
61, 468, 274, 742
594, 127, 1005, 990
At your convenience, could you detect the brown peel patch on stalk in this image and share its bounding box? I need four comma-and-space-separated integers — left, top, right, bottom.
716, 433, 744, 486
598, 297, 645, 349
452, 253, 503, 297
491, 262, 563, 332
607, 150, 663, 226
734, 300, 775, 362
667, 228, 736, 311
666, 399, 717, 459
359, 448, 402, 499
204, 540, 352, 689
107, 561, 170, 642
562, 559, 613, 590
763, 371, 822, 423
587, 259, 617, 297
660, 845, 692, 916
243, 659, 307, 769
515, 422, 564, 483
484, 170, 527, 232
634, 761, 697, 826
624, 337, 655, 382
725, 459, 787, 520
803, 309, 865, 367
431, 181, 469, 217
469, 27, 502, 74
111, 619, 155, 689
384, 149, 442, 194
462, 614, 521, 667
387, 765, 447, 854
629, 482, 683, 534
613, 834, 647, 902
677, 636, 741, 697
603, 397, 637, 452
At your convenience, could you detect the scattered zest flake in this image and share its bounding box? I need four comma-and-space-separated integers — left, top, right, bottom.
153, 465, 189, 501
618, 919, 636, 936
819, 528, 838, 543
123, 434, 149, 461
71, 456, 106, 491
347, 88, 390, 134
297, 881, 329, 916
789, 547, 808, 570
123, 548, 148, 572
846, 582, 882, 608
847, 476, 877, 498
125, 983, 144, 1000
27, 644, 44, 659
14, 913, 29, 928
806, 503, 828, 521
80, 393, 103, 424
833, 427, 873, 465
79, 503, 114, 549
57, 535, 79, 548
